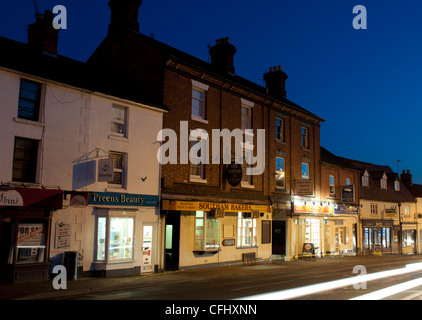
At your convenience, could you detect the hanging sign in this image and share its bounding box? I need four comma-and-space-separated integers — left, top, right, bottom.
98, 158, 114, 182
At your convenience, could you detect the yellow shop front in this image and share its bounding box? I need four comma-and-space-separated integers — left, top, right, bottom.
161, 200, 272, 270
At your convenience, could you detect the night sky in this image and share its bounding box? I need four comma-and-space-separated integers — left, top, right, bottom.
2, 1, 422, 183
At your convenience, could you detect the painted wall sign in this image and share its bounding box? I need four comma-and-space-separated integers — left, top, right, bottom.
295, 180, 313, 196
89, 192, 159, 207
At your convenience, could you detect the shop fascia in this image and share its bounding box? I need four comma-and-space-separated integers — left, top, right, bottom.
157, 121, 265, 176
293, 200, 359, 215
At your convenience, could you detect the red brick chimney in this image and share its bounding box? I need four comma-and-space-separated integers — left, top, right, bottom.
401, 169, 412, 187
209, 37, 237, 75
108, 0, 143, 35
27, 10, 59, 54
264, 65, 288, 99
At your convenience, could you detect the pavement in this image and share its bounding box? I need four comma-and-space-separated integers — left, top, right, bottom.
2, 255, 422, 300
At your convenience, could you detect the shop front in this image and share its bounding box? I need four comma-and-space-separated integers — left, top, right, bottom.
161, 200, 272, 270
0, 187, 63, 283
362, 220, 397, 255
52, 191, 160, 278
401, 223, 417, 254
292, 200, 359, 259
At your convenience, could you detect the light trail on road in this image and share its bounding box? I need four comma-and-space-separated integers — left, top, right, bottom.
236, 262, 422, 300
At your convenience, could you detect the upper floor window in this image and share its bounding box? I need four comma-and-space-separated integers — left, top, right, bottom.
346, 178, 351, 185
381, 174, 387, 190
18, 79, 42, 121
192, 88, 206, 120
13, 137, 39, 183
276, 157, 285, 189
241, 149, 253, 186
329, 175, 335, 195
362, 171, 369, 187
395, 180, 400, 191
301, 126, 309, 149
111, 106, 127, 137
108, 151, 126, 188
403, 205, 410, 217
241, 106, 252, 130
275, 117, 284, 142
190, 140, 206, 181
370, 203, 378, 215
302, 162, 309, 180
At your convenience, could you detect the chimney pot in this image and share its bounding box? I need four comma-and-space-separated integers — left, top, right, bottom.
264, 64, 288, 99
225, 36, 230, 43
108, 0, 143, 35
27, 10, 59, 54
269, 67, 273, 72
209, 37, 237, 74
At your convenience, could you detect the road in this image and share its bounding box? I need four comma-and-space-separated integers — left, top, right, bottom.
63, 255, 422, 301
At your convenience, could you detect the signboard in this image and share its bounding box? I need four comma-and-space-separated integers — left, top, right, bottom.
0, 190, 23, 206
55, 221, 71, 249
226, 163, 242, 187
302, 243, 315, 259
222, 239, 235, 246
294, 201, 334, 214
295, 180, 313, 196
385, 208, 396, 217
162, 200, 271, 213
335, 204, 359, 215
98, 158, 114, 182
341, 185, 355, 203
89, 192, 159, 207
70, 194, 88, 207
17, 224, 44, 246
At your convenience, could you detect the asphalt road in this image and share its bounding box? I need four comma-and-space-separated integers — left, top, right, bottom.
66, 255, 422, 300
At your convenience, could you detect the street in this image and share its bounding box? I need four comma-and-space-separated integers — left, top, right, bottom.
60, 255, 422, 301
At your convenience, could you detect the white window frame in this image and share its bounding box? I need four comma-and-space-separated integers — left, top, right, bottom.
237, 212, 257, 248
194, 211, 220, 251
108, 151, 127, 188
370, 203, 378, 215
111, 105, 128, 137
241, 105, 252, 131
362, 171, 369, 187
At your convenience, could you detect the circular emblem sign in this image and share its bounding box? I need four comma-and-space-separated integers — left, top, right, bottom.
226, 163, 242, 187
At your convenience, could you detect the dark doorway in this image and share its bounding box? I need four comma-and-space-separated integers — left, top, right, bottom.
272, 221, 286, 255
164, 212, 180, 271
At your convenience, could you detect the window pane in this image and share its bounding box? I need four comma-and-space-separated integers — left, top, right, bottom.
13, 138, 38, 183
97, 217, 107, 261
302, 163, 309, 180
109, 218, 134, 260
18, 79, 41, 121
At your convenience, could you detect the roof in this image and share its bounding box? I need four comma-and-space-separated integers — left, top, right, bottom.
320, 146, 359, 171
89, 31, 323, 123
337, 155, 414, 203
0, 36, 168, 111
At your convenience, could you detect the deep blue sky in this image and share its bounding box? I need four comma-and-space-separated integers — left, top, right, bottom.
2, 1, 422, 183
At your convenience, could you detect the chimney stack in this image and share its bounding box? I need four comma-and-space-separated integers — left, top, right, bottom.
108, 0, 143, 35
27, 10, 59, 54
400, 169, 412, 187
264, 65, 288, 99
209, 37, 237, 75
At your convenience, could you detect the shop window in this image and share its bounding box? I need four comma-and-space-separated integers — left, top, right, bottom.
12, 137, 39, 183
275, 157, 285, 189
194, 211, 220, 251
16, 222, 46, 264
237, 212, 257, 247
18, 78, 42, 121
402, 230, 415, 248
108, 151, 126, 187
111, 105, 127, 137
95, 213, 134, 262
338, 226, 349, 245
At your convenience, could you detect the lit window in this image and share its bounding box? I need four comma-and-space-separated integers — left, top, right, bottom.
346, 178, 351, 185
237, 212, 257, 247
108, 151, 126, 187
194, 211, 220, 251
276, 157, 285, 189
111, 106, 127, 136
192, 88, 206, 119
301, 126, 309, 149
329, 175, 335, 195
18, 79, 42, 121
404, 205, 410, 217
302, 163, 309, 180
96, 214, 134, 262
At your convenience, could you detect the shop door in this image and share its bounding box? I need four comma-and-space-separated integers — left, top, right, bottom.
272, 221, 286, 255
164, 212, 180, 271
142, 224, 155, 273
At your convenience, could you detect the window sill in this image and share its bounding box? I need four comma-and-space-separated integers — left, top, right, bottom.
241, 182, 254, 189
13, 117, 45, 127
189, 176, 207, 184
193, 250, 220, 255
301, 147, 311, 152
108, 134, 129, 143
275, 187, 287, 192
275, 139, 286, 145
191, 115, 208, 124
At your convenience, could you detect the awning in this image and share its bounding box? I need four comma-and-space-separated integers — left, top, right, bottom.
0, 187, 63, 209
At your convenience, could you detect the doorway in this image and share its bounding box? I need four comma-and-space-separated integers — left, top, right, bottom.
164, 212, 180, 271
272, 221, 286, 255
